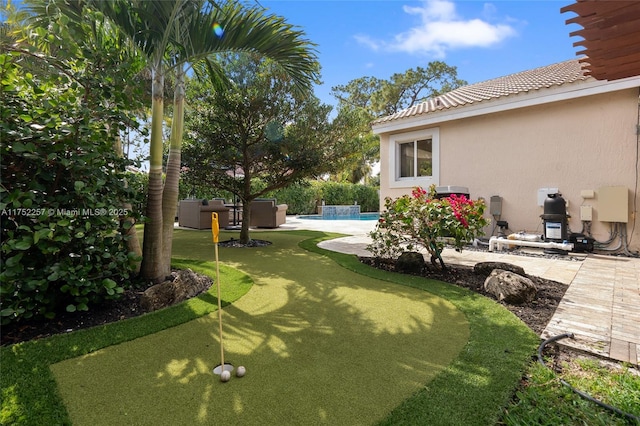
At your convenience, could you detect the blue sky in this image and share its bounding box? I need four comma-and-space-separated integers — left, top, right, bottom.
259, 0, 583, 109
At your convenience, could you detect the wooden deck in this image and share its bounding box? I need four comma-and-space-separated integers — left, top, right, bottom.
543, 254, 640, 364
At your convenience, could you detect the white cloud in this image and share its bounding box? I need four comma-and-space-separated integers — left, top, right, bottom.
357, 0, 516, 57
354, 34, 381, 52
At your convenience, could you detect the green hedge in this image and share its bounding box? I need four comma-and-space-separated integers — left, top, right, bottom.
269, 181, 379, 215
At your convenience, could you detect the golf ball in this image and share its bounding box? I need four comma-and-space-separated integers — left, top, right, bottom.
220, 370, 231, 382
236, 366, 246, 377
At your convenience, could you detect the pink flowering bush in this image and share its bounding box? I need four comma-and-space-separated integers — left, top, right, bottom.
367, 185, 488, 269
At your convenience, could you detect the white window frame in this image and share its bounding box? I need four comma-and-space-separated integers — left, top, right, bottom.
389, 128, 439, 189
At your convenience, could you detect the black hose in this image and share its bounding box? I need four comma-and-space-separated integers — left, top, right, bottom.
537, 333, 640, 424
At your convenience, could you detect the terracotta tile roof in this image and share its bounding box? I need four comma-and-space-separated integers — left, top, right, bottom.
373, 59, 590, 125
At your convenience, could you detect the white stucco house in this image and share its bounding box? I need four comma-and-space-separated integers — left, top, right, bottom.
372, 59, 640, 253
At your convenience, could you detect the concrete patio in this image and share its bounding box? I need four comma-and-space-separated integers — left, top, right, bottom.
281, 217, 640, 365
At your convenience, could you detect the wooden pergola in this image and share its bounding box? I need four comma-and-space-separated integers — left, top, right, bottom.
561, 0, 640, 81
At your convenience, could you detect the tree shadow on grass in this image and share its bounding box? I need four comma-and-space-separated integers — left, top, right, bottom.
12, 230, 537, 425
49, 231, 470, 425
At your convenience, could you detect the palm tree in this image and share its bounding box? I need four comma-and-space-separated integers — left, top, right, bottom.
28, 0, 319, 281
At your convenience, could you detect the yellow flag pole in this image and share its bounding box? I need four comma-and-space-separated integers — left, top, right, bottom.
211, 212, 232, 381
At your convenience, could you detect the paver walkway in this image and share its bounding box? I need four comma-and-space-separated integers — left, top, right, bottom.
542, 254, 640, 364
281, 218, 640, 365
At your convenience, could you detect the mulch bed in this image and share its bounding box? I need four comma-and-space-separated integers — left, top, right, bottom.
1, 240, 272, 346
358, 255, 568, 335
218, 238, 272, 248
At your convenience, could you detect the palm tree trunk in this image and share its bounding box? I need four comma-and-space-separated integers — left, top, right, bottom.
141, 64, 165, 282
161, 64, 185, 275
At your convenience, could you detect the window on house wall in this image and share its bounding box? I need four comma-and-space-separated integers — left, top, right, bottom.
399, 139, 432, 178
389, 128, 439, 188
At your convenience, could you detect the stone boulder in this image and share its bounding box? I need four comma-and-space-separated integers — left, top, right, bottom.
483, 269, 537, 305
141, 268, 213, 312
473, 261, 525, 277
395, 251, 425, 274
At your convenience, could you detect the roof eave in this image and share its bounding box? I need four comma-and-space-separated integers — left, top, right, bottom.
372, 75, 640, 135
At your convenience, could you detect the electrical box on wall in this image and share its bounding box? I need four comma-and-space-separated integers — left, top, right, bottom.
537, 188, 559, 206
580, 205, 593, 221
490, 196, 502, 216
580, 189, 595, 199
598, 186, 628, 223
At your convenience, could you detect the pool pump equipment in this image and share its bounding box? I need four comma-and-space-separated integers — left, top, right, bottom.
489, 192, 592, 254
540, 193, 569, 254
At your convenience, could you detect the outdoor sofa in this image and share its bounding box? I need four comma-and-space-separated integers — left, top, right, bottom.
178, 199, 230, 229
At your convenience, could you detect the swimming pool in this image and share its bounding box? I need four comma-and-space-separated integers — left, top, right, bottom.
297, 212, 380, 221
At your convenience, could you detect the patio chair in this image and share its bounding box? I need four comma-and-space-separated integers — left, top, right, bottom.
249, 199, 288, 228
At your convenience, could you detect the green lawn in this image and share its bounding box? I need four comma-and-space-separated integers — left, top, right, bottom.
1, 230, 539, 425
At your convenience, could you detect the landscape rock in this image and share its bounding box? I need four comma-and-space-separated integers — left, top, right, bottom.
395, 251, 425, 274
473, 261, 525, 277
140, 268, 213, 312
483, 269, 537, 305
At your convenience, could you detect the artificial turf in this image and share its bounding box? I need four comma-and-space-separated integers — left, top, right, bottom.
50, 230, 469, 425
2, 229, 538, 425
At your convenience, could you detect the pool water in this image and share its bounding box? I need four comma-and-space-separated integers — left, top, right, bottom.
297, 213, 380, 221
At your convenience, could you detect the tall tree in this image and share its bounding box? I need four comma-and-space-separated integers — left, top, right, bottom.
331, 76, 382, 111
28, 0, 319, 282
371, 62, 467, 116
330, 62, 466, 182
332, 62, 466, 118
330, 107, 379, 184
182, 54, 347, 243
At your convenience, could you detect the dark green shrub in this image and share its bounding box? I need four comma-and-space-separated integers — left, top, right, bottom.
320, 182, 354, 206
270, 182, 321, 215
317, 182, 378, 212
0, 51, 142, 325
350, 183, 379, 212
